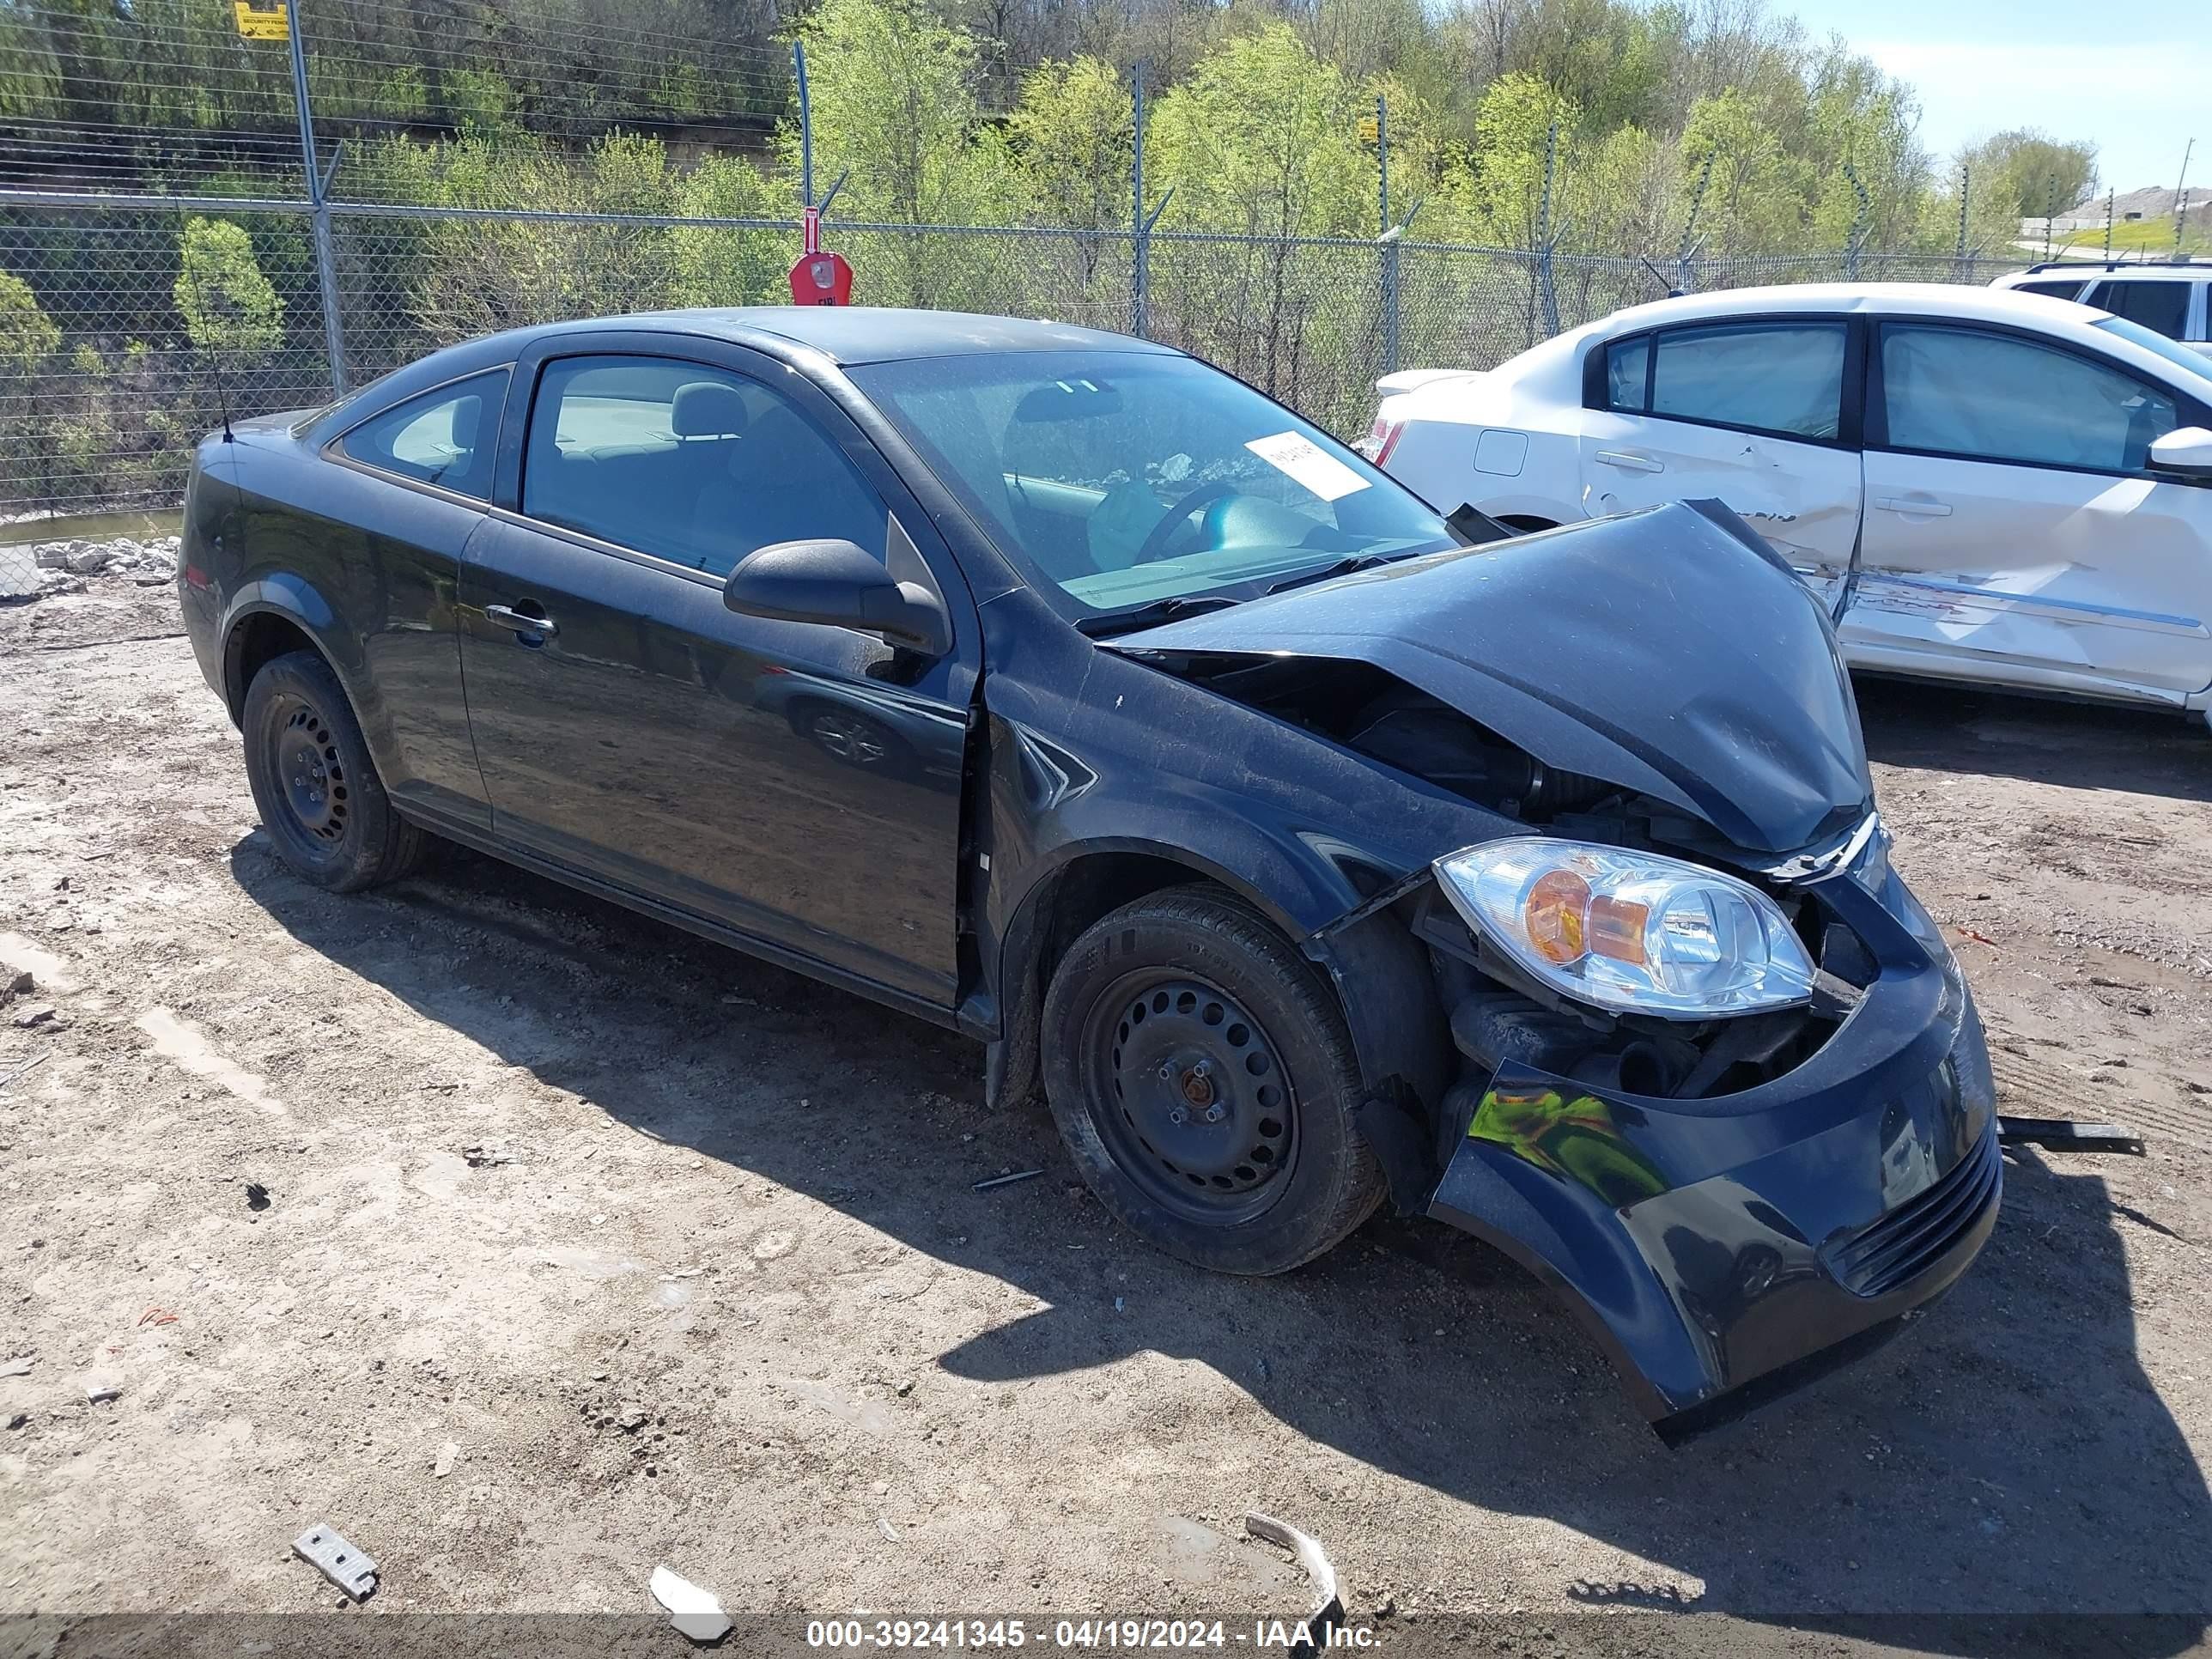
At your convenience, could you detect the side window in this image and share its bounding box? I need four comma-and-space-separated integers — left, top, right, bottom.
337, 368, 507, 500
1880, 325, 2181, 472
1648, 323, 1847, 440
1603, 336, 1650, 412
2094, 281, 2191, 340
520, 354, 888, 578
2015, 279, 2087, 301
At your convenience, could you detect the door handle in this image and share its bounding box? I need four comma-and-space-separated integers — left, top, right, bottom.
1875, 496, 1952, 517
1595, 450, 1664, 474
483, 603, 558, 639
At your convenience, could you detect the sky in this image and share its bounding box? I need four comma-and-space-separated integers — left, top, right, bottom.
1778, 0, 2201, 196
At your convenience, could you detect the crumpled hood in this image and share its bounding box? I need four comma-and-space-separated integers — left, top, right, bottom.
1103, 501, 1872, 855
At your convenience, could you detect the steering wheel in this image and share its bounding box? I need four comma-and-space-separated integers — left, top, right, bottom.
1131, 480, 1241, 568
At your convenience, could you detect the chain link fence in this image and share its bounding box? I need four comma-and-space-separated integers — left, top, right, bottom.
0, 180, 2023, 552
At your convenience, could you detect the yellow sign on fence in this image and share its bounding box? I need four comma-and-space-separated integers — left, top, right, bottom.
1357, 116, 1380, 146
233, 1, 289, 41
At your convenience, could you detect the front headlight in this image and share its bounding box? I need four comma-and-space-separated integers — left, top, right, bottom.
1434, 837, 1816, 1019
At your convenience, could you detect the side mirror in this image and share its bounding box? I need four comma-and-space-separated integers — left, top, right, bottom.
2148, 426, 2212, 482
723, 538, 952, 658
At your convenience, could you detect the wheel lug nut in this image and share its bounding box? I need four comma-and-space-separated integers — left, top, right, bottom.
1203, 1103, 1225, 1123
1168, 1106, 1187, 1126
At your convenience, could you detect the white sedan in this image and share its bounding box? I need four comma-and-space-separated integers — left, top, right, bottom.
1370, 283, 2212, 720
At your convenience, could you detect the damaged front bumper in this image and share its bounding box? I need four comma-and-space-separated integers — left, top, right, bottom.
1421, 860, 2000, 1443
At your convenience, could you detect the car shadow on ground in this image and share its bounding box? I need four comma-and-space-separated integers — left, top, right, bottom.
1854, 676, 2212, 804
233, 839, 2212, 1646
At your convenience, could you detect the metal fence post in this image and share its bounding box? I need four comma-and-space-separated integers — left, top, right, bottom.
1376, 94, 1399, 375
1954, 162, 1970, 276
287, 0, 347, 396
1534, 120, 1561, 337
1131, 64, 1148, 337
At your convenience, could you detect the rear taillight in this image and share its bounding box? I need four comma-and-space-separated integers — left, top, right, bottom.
1369, 416, 1406, 467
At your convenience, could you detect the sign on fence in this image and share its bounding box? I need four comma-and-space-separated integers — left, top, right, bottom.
232, 0, 289, 40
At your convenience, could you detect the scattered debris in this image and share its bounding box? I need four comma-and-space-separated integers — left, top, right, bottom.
876, 1516, 902, 1542
83, 1380, 123, 1404
293, 1522, 378, 1601
1246, 1512, 1343, 1651
461, 1144, 514, 1168
1998, 1116, 2146, 1156
616, 1406, 650, 1433
972, 1168, 1043, 1191
433, 1439, 459, 1478
1954, 926, 2001, 949
0, 1050, 50, 1093
1, 1355, 32, 1378
3, 968, 31, 1000
11, 1003, 65, 1031
5, 1413, 25, 1431
649, 1565, 732, 1644
245, 1182, 270, 1212
137, 1307, 179, 1328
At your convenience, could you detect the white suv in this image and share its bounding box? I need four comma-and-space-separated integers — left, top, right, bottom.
1990, 262, 2211, 356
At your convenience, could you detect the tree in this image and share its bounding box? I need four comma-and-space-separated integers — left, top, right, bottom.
781, 0, 1006, 303
1962, 130, 2100, 222
1144, 24, 1375, 404
173, 218, 284, 361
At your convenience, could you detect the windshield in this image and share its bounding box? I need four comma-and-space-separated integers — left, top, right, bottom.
850, 350, 1454, 621
2094, 316, 2212, 386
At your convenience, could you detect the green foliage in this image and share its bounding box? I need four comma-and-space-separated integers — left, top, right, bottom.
173, 218, 285, 359
1970, 131, 2102, 222
1006, 57, 1134, 234
1147, 25, 1370, 239
0, 272, 62, 377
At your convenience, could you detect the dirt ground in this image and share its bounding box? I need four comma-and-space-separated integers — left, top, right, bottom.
3, 577, 2210, 1651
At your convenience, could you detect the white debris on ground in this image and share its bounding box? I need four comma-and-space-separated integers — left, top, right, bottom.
3, 534, 181, 600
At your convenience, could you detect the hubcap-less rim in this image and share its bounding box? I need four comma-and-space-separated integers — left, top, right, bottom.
268, 696, 349, 851
1084, 974, 1296, 1223
811, 710, 888, 766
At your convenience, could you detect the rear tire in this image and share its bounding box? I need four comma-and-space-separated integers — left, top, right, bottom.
1040, 887, 1384, 1275
241, 649, 427, 892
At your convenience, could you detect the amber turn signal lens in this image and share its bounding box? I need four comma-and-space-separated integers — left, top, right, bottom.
1589, 895, 1649, 965
1524, 869, 1590, 963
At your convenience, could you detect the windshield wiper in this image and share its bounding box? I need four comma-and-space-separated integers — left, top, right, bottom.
1074, 592, 1243, 638
1263, 553, 1394, 594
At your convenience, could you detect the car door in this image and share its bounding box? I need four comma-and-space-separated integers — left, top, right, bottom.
289, 366, 509, 830
1577, 317, 1864, 611
459, 335, 977, 1012
1845, 319, 2212, 706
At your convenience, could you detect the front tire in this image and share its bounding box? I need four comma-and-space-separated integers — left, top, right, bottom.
241, 649, 426, 892
1040, 888, 1384, 1275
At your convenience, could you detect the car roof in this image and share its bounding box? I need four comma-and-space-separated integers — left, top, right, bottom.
517, 307, 1178, 366
1998, 263, 2204, 282
1595, 282, 2116, 332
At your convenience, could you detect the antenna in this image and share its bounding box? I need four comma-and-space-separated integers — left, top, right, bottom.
211, 351, 234, 444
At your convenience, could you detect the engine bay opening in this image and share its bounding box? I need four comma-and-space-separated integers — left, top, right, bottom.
1139, 653, 1623, 822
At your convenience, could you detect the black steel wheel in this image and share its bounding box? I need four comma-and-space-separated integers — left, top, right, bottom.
241, 649, 427, 892
1084, 975, 1297, 1224
1041, 887, 1383, 1275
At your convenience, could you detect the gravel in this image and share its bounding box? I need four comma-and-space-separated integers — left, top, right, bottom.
1, 579, 2209, 1642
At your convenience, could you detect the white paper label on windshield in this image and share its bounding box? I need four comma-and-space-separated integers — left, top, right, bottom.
1243, 432, 1370, 502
